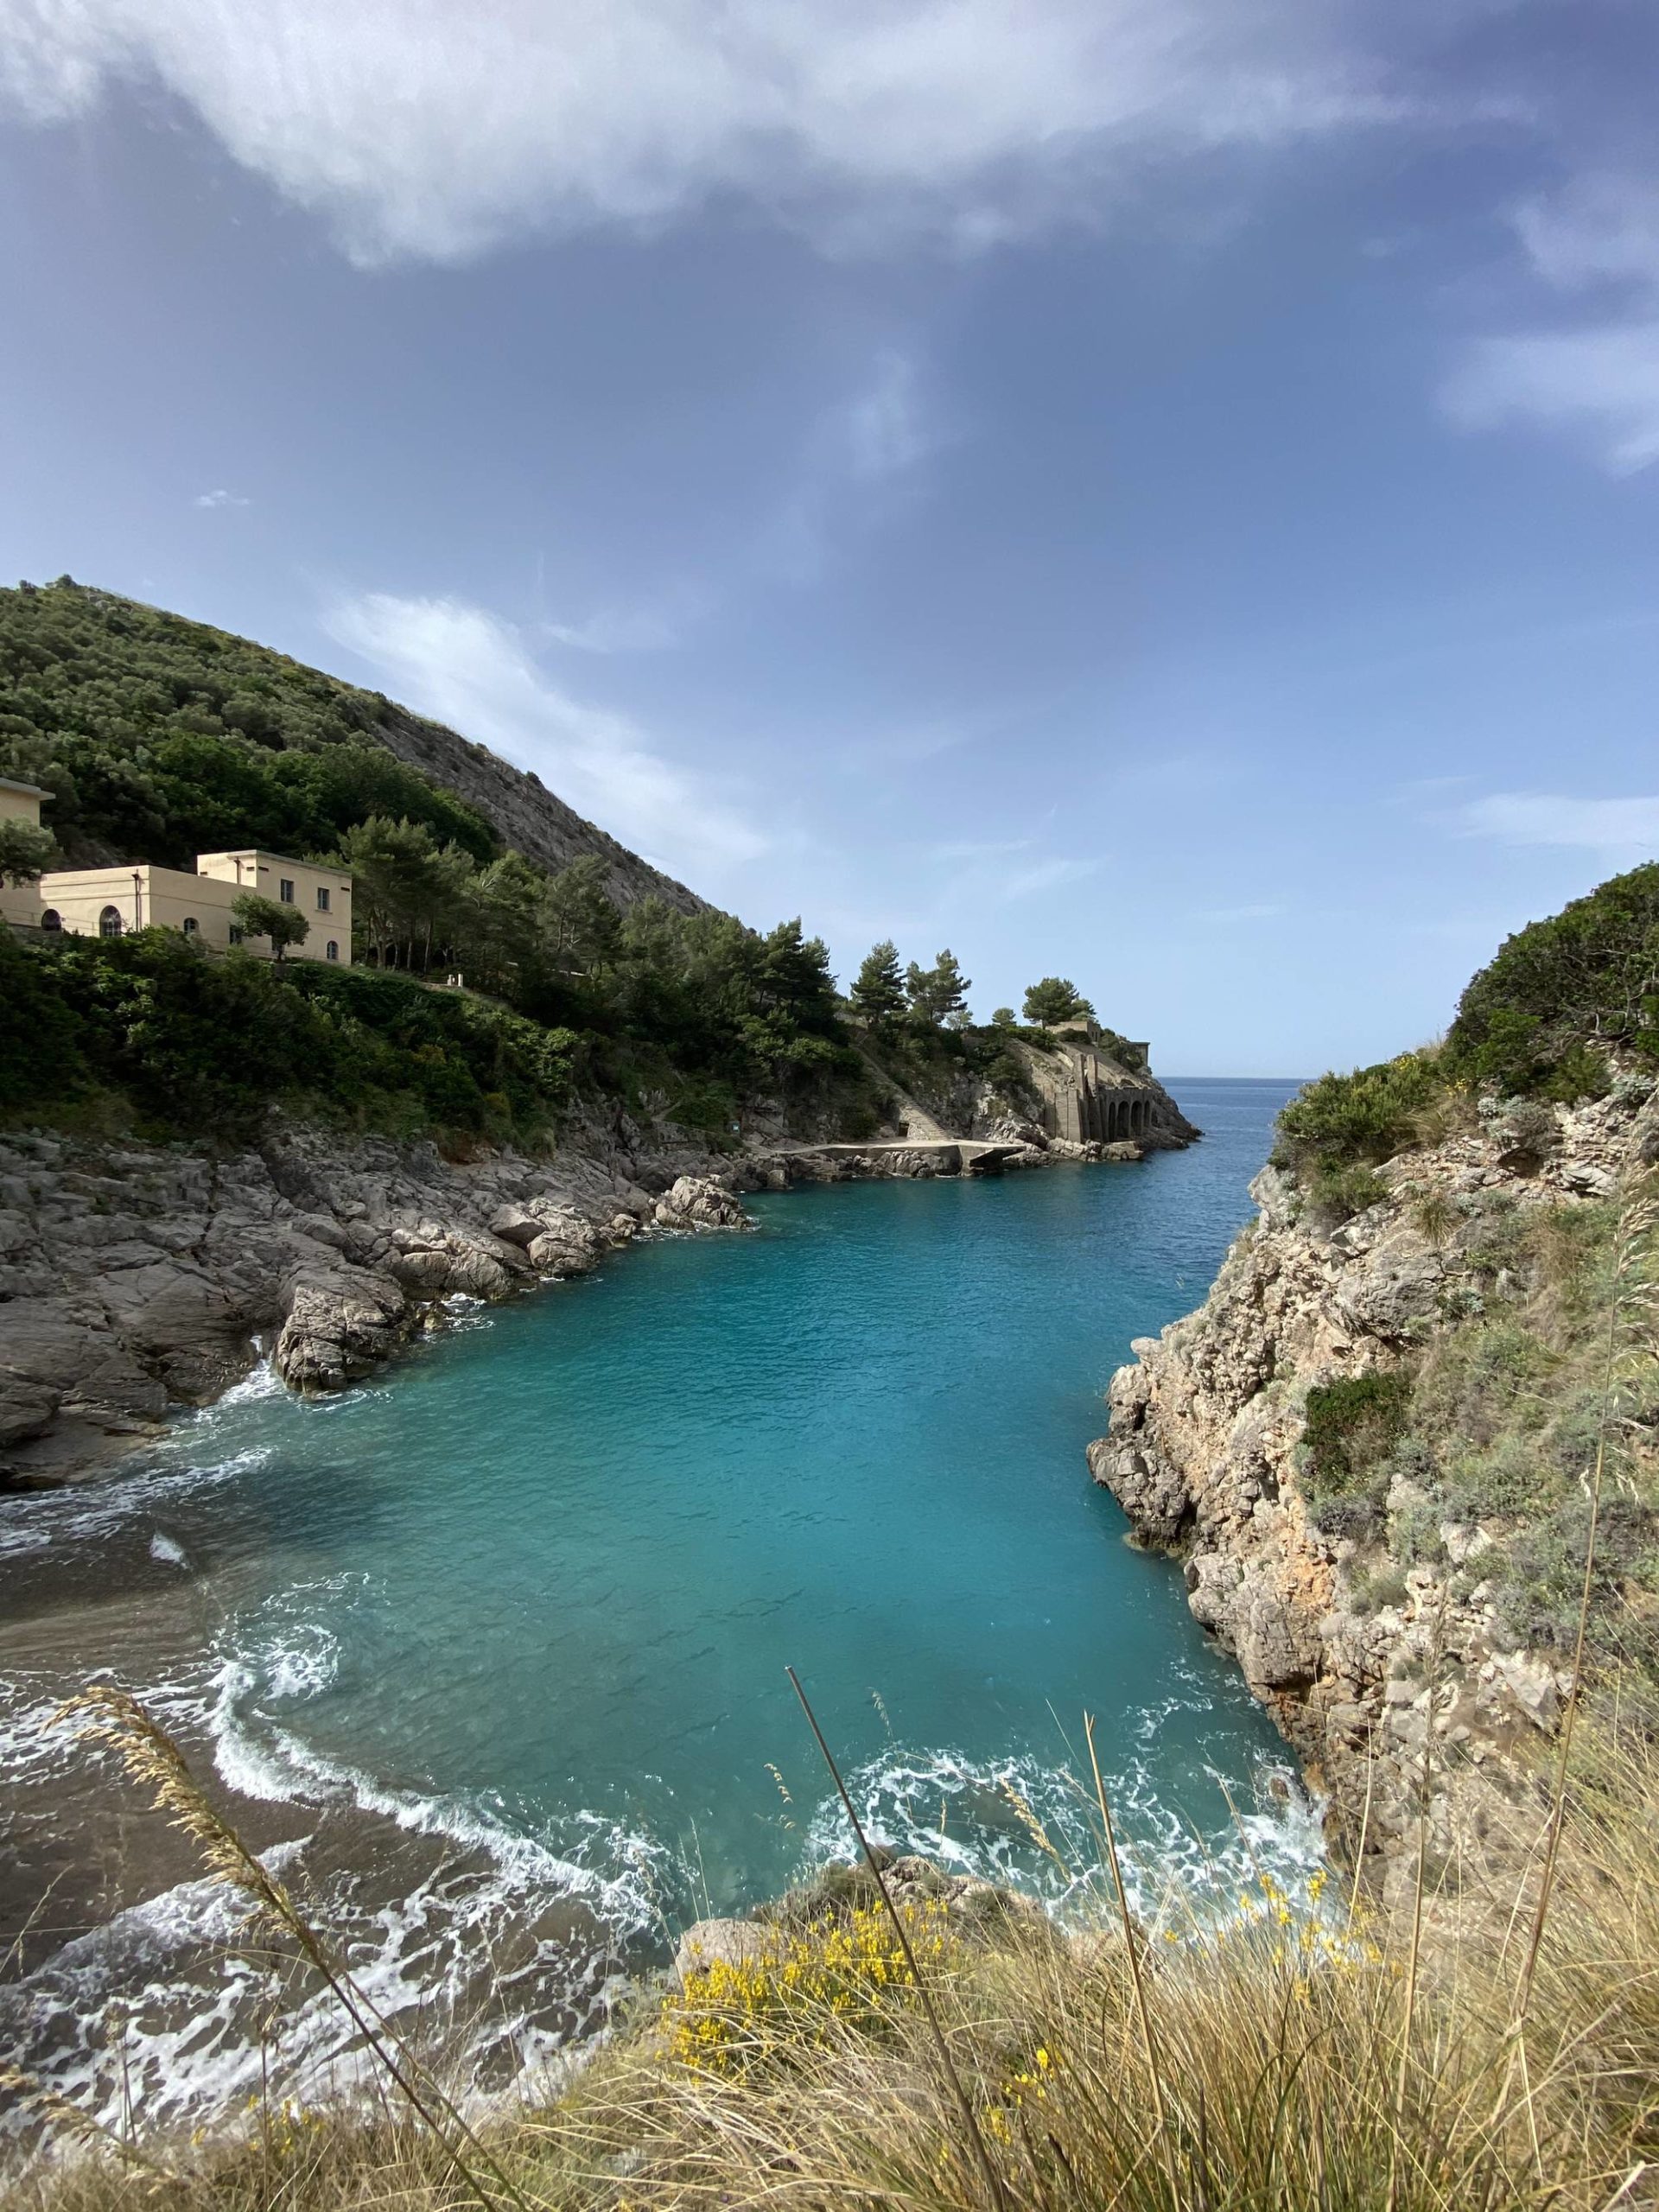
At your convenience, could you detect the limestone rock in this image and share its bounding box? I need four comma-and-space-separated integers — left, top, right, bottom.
1085, 1070, 1654, 1888
653, 1176, 752, 1230
674, 1918, 774, 1983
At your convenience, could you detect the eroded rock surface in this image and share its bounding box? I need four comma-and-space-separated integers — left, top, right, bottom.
1088, 1081, 1656, 1895
0, 1120, 753, 1485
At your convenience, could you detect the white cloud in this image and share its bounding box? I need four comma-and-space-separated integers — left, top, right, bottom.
194, 486, 250, 508
843, 352, 934, 482
324, 591, 767, 879
1446, 174, 1659, 473
0, 0, 1415, 265
1443, 323, 1659, 474
994, 855, 1099, 902
1514, 175, 1659, 296
540, 600, 696, 654
1455, 791, 1659, 854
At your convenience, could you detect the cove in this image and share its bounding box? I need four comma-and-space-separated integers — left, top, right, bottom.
0, 1079, 1307, 2122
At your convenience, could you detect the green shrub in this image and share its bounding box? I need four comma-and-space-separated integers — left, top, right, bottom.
1446, 862, 1659, 1093
1300, 1369, 1413, 1531
1275, 1050, 1446, 1175
0, 931, 576, 1143
1306, 1160, 1389, 1224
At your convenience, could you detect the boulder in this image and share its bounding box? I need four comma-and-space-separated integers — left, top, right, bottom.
274, 1269, 410, 1393
653, 1176, 752, 1230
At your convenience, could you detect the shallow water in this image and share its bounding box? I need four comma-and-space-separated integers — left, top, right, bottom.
0, 1077, 1307, 2136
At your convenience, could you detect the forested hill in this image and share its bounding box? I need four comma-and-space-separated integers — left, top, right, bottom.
0, 578, 705, 912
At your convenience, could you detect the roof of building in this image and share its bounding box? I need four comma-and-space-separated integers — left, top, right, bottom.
0, 775, 50, 799
197, 847, 352, 874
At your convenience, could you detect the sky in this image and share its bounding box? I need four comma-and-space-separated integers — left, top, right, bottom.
2, 2, 1657, 1076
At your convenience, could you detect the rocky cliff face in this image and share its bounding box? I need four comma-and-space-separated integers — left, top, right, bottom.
370, 704, 708, 914
0, 1118, 749, 1487
1088, 1081, 1655, 1896
871, 1037, 1197, 1160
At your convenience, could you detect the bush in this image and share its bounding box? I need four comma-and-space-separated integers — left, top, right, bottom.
1446, 861, 1659, 1094
1300, 1370, 1413, 1529
0, 931, 576, 1143
1275, 1051, 1446, 1176
1306, 1160, 1390, 1225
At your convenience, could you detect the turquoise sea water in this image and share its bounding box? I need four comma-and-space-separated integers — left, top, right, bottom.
0, 1077, 1307, 2126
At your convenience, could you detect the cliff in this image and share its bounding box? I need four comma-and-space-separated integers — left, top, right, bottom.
865, 1033, 1198, 1160
0, 1118, 750, 1487
1089, 1074, 1657, 1895
365, 700, 706, 913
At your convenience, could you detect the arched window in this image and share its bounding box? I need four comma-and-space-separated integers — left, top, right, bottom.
40, 909, 60, 932
326, 939, 340, 961
182, 916, 199, 938
99, 906, 123, 938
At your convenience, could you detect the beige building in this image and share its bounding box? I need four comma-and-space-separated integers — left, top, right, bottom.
0, 775, 54, 928
0, 791, 353, 964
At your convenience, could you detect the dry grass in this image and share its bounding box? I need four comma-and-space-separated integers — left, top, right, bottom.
6, 1707, 1659, 2212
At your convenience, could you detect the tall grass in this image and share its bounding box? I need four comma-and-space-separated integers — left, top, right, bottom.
8, 1692, 1657, 2212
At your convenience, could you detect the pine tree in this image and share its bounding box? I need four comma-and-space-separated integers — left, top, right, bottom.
1022, 976, 1095, 1028
851, 939, 906, 1032
906, 949, 971, 1028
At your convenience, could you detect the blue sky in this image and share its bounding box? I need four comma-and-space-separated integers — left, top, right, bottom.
3, 1, 1657, 1075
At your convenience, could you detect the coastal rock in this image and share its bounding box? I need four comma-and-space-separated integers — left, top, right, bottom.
674, 1918, 773, 1983
275, 1269, 410, 1392
653, 1176, 752, 1230
1087, 1080, 1655, 1885
0, 1116, 759, 1481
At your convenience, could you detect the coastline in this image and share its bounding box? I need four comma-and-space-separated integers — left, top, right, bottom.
1086, 1074, 1655, 1899
0, 1060, 1196, 1493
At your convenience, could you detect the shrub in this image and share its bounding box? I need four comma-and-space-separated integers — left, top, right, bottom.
1446, 861, 1659, 1092
1306, 1160, 1389, 1225
1275, 1051, 1446, 1176
1299, 1369, 1413, 1529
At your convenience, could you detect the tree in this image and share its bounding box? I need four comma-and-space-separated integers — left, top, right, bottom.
231, 890, 309, 963
850, 940, 906, 1033
538, 854, 620, 976
991, 1006, 1017, 1029
905, 949, 971, 1028
1022, 976, 1095, 1028
0, 819, 57, 887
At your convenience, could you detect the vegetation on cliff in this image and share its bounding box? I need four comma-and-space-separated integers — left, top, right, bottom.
1275, 866, 1659, 1214
0, 579, 499, 869
1265, 866, 1659, 1659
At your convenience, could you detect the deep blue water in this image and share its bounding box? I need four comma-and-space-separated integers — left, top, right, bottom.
0, 1078, 1307, 2119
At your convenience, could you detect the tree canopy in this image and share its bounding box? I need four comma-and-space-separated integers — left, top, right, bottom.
1022, 976, 1096, 1028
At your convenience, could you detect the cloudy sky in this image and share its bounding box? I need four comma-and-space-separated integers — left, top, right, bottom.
3, 0, 1656, 1074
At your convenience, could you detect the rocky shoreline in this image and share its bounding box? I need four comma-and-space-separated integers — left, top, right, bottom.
1087, 1077, 1656, 1900
0, 1071, 1193, 1491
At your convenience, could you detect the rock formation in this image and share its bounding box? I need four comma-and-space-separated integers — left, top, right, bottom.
1088, 1078, 1656, 1896
0, 1118, 750, 1486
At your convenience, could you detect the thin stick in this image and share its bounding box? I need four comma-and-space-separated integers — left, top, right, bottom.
1085, 1712, 1179, 2210
785, 1666, 1009, 2212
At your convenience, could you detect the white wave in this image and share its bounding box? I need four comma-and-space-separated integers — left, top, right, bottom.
149, 1530, 188, 1567
211, 1358, 283, 1407
0, 1448, 268, 1560
797, 1735, 1324, 1932
204, 1644, 671, 1942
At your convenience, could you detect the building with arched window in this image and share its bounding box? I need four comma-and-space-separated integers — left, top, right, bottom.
0, 778, 354, 963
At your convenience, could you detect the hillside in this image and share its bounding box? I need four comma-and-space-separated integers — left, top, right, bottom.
0, 578, 705, 911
